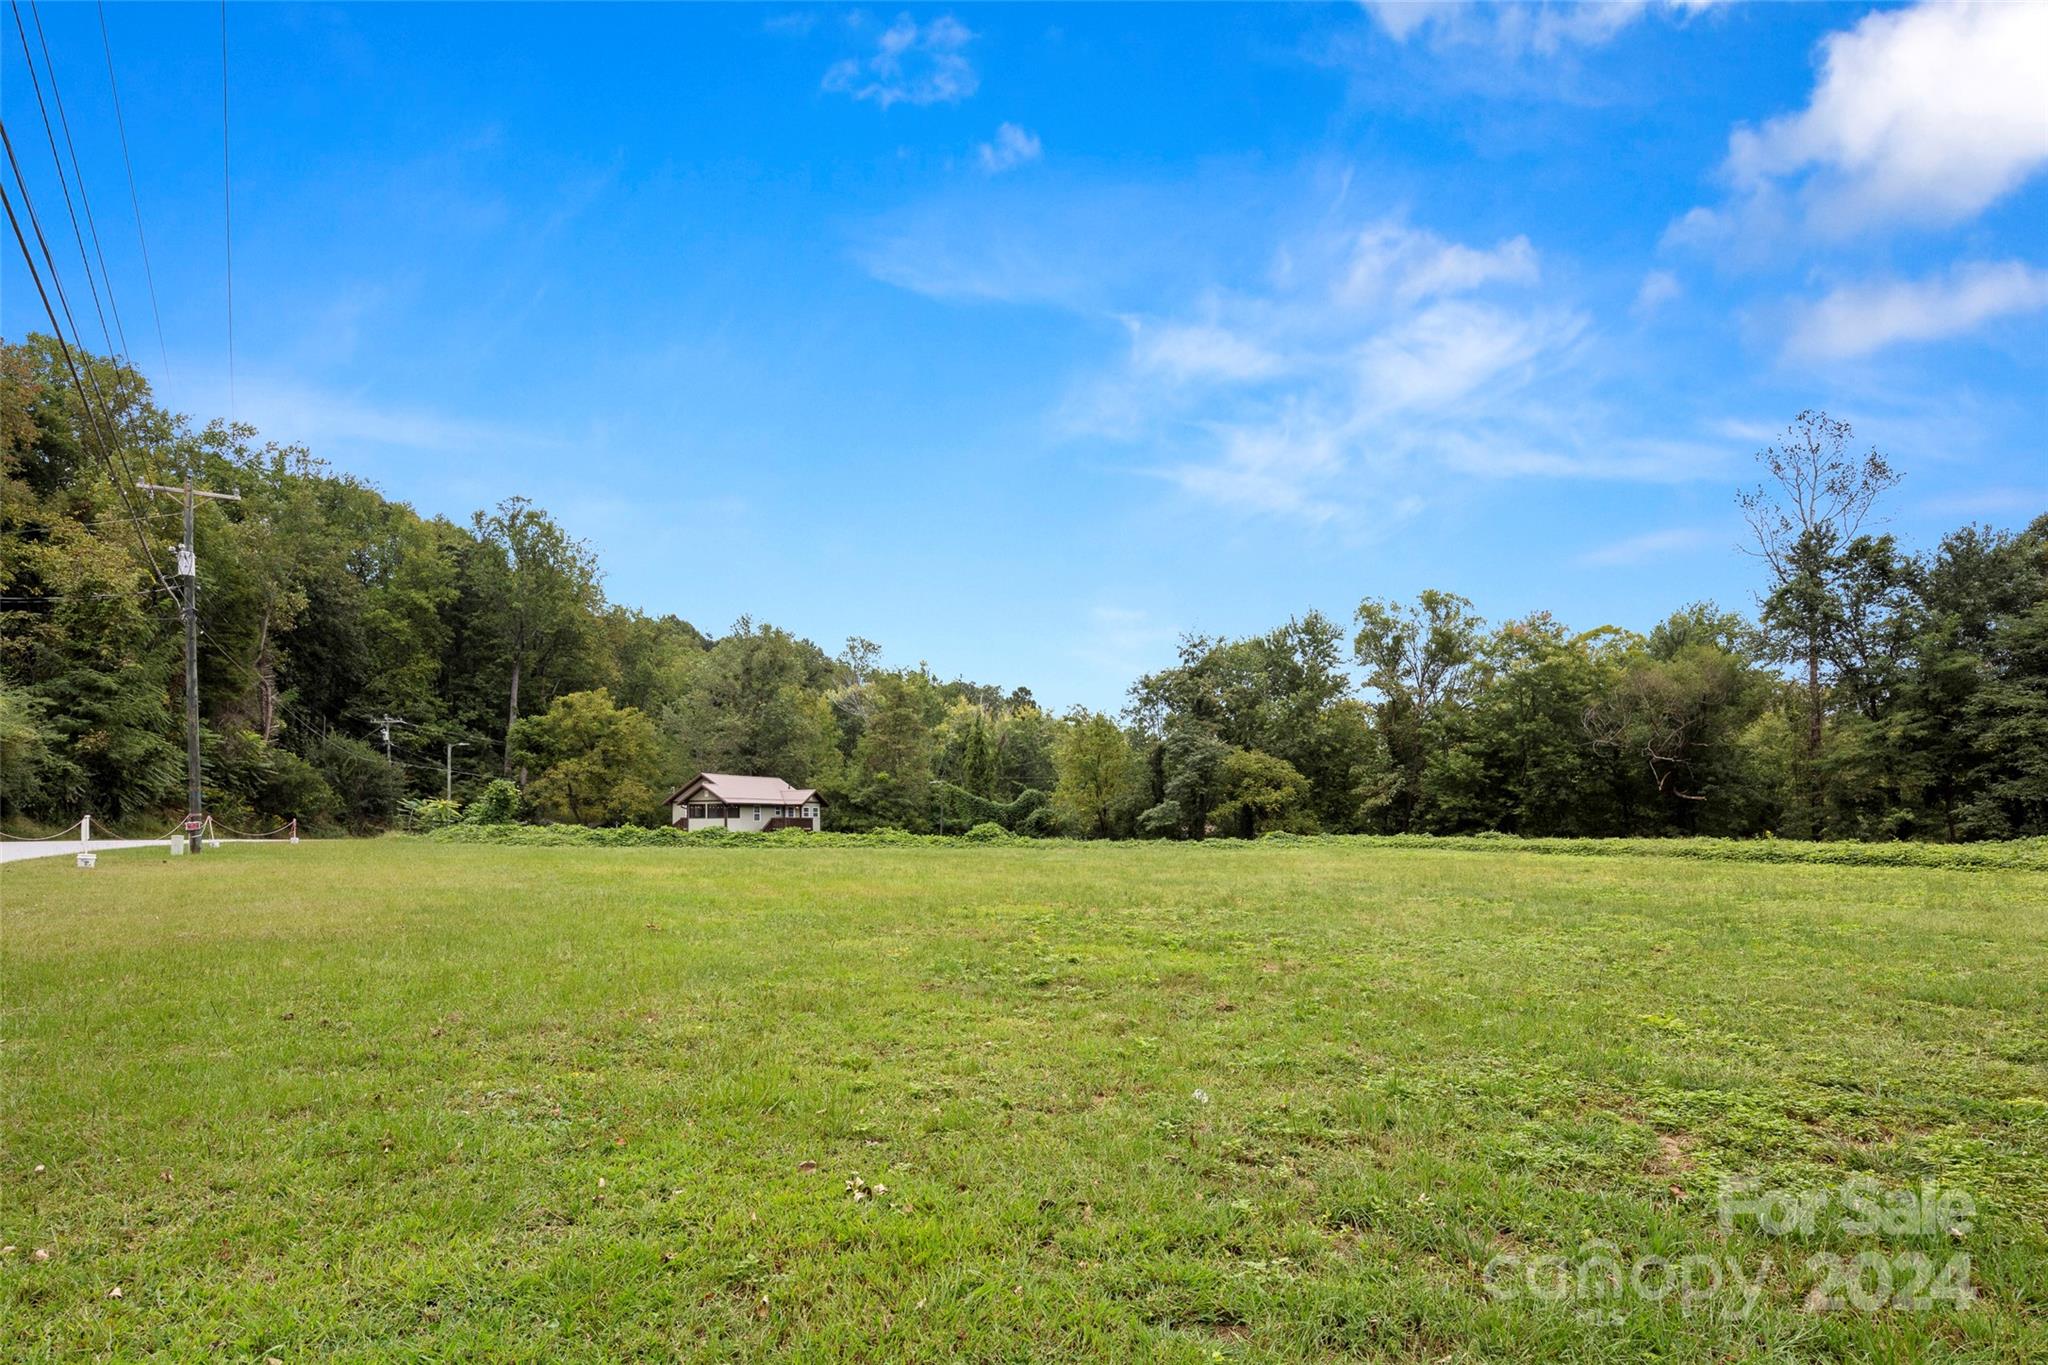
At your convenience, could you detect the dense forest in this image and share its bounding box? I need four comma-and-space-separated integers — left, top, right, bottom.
3, 335, 2043, 841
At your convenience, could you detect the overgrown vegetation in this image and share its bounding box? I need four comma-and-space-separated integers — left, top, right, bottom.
424, 820, 2048, 870
4, 339, 2043, 841
4, 840, 2043, 1359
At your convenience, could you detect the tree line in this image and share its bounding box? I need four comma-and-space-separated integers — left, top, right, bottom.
3, 338, 2043, 841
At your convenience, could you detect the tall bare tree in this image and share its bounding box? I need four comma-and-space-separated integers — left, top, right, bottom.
1737, 410, 1900, 833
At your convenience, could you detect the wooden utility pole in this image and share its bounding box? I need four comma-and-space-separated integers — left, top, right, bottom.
138, 477, 242, 853
369, 715, 409, 762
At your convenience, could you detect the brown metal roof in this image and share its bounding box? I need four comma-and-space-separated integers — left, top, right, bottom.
666, 772, 821, 806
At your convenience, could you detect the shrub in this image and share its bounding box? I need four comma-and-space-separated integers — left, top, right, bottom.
962, 821, 1013, 843
409, 798, 464, 831
465, 779, 523, 826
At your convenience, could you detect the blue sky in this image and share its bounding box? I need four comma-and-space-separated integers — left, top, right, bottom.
6, 2, 2044, 710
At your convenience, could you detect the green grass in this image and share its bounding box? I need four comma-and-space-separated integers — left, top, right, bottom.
3, 840, 2044, 1361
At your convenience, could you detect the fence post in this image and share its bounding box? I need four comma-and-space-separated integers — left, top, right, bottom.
81, 813, 90, 844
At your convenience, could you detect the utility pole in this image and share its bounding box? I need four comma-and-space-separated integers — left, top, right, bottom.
369, 714, 409, 762
445, 740, 470, 801
139, 477, 242, 853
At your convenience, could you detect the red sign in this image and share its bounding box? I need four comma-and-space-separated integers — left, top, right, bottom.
183, 816, 204, 832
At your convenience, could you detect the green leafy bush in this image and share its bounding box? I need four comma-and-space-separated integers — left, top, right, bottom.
962, 821, 1013, 843
408, 798, 464, 831
465, 779, 523, 826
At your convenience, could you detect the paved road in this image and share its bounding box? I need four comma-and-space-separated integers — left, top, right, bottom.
0, 839, 173, 865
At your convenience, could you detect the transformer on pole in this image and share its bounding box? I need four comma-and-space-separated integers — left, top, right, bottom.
139, 477, 241, 853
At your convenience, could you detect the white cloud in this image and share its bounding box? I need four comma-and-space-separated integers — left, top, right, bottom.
1575, 526, 1715, 568
823, 15, 978, 108
1364, 0, 1725, 55
1633, 269, 1682, 317
853, 177, 1220, 310
1356, 300, 1576, 413
1363, 1, 1454, 43
1162, 417, 1350, 523
977, 123, 1042, 174
1125, 319, 1284, 383
1073, 220, 1681, 520
1788, 261, 2048, 361
1720, 2, 2048, 233
865, 192, 1717, 525
1342, 223, 1539, 306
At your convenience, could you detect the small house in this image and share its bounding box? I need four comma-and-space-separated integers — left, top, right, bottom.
666, 772, 822, 832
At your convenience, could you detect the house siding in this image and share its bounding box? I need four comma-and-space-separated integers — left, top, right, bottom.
670, 795, 821, 831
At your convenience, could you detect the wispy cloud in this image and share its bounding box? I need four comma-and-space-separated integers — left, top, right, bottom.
863, 170, 1732, 527
1788, 261, 2048, 361
1363, 0, 1726, 56
854, 177, 1225, 309
1123, 318, 1283, 384
823, 14, 978, 108
1633, 269, 1681, 318
1574, 526, 1715, 568
977, 123, 1043, 175
1916, 486, 2048, 520
1340, 222, 1539, 305
1070, 217, 1649, 520
229, 376, 570, 460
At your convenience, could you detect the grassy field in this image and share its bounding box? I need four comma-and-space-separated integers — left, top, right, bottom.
3, 840, 2044, 1361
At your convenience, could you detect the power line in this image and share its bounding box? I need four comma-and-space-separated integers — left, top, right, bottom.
27, 0, 131, 362
96, 0, 170, 384
0, 586, 174, 602
0, 106, 118, 425
0, 126, 174, 597
219, 0, 235, 422
0, 120, 162, 580
8, 0, 117, 358
0, 507, 183, 531
2, 9, 173, 611
0, 119, 106, 397
71, 508, 186, 530
193, 614, 331, 742
0, 78, 153, 516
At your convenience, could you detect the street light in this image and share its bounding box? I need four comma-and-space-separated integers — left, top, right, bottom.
446, 741, 472, 802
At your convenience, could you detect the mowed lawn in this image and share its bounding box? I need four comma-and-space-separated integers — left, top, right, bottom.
2, 841, 2044, 1362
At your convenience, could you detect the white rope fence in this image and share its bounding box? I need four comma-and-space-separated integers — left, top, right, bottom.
198, 815, 299, 844
0, 814, 299, 865
0, 818, 85, 841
